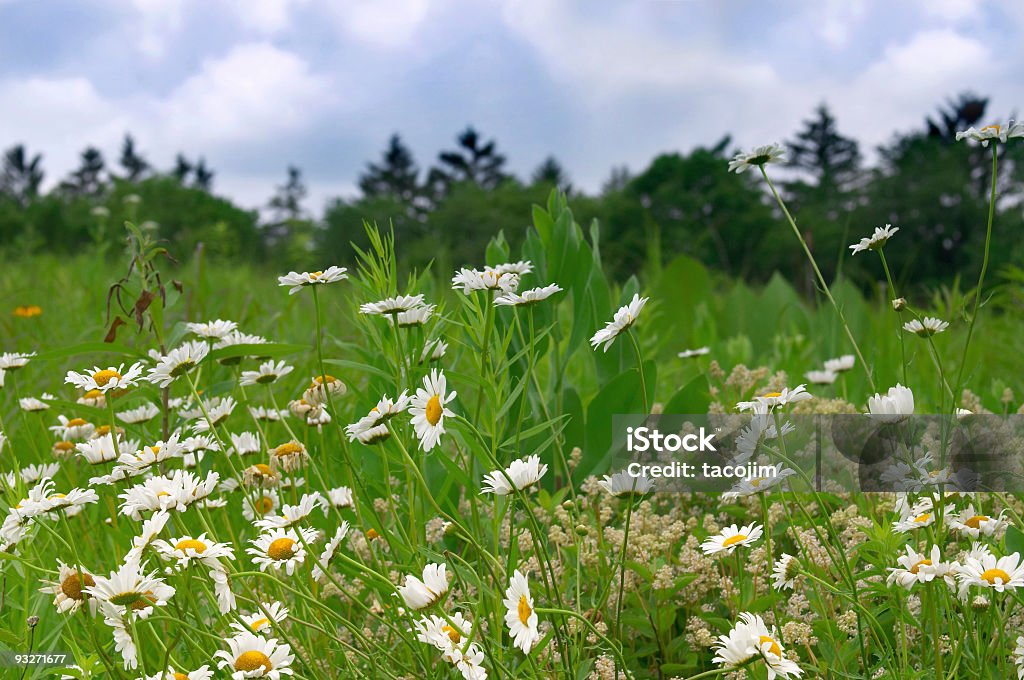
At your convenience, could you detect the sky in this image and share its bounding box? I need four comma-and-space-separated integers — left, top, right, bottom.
1, 0, 1022, 213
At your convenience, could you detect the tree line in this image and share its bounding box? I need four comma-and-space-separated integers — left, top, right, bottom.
2, 93, 1023, 293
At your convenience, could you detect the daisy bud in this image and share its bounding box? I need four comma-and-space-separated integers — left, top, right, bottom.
575, 525, 588, 537
892, 297, 906, 311
971, 595, 990, 611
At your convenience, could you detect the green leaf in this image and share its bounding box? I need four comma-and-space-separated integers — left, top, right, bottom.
34, 341, 148, 362
1006, 525, 1024, 555
208, 342, 308, 362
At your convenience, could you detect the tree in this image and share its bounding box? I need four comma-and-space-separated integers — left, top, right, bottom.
173, 154, 193, 183
426, 127, 510, 197
118, 134, 150, 182
268, 166, 307, 223
60, 147, 106, 197
531, 156, 571, 193
1, 144, 44, 205
926, 93, 987, 141
786, 104, 861, 193
359, 134, 420, 201
193, 158, 214, 191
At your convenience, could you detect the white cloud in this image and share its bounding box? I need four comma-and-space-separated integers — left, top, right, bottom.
224, 0, 307, 33
131, 0, 187, 58
918, 0, 982, 22
325, 0, 434, 48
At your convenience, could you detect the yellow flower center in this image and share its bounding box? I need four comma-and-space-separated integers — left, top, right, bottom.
311, 374, 336, 387
981, 568, 1011, 585
48, 493, 67, 501
750, 478, 763, 488
175, 539, 208, 554
517, 594, 532, 626
254, 463, 273, 476
254, 496, 275, 514
60, 572, 95, 600
95, 425, 112, 436
174, 673, 189, 680
762, 391, 782, 398
442, 624, 461, 643
425, 395, 443, 426
250, 617, 270, 631
759, 635, 782, 657
982, 124, 1001, 134
366, 528, 380, 541
83, 389, 103, 399
910, 559, 932, 574
268, 538, 296, 560
92, 369, 122, 387
54, 441, 74, 452
965, 515, 990, 530
67, 418, 89, 427
275, 442, 303, 457
309, 271, 323, 279
914, 513, 932, 524
234, 651, 273, 673
722, 534, 748, 547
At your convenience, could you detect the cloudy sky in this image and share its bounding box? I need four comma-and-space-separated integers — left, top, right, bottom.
1, 0, 1021, 212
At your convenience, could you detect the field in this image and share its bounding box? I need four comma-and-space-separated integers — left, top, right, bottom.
2, 143, 1024, 680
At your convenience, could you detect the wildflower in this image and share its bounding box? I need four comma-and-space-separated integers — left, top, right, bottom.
214, 331, 269, 355
186, 319, 238, 339
269, 441, 308, 473
231, 431, 262, 456
39, 561, 98, 614
360, 294, 426, 315
191, 397, 237, 433
214, 631, 295, 679
277, 266, 348, 294
303, 374, 346, 406
240, 360, 294, 386
231, 602, 290, 635
254, 493, 324, 530
243, 463, 280, 488
249, 406, 287, 422
325, 486, 354, 509
823, 355, 855, 373
950, 504, 1009, 539
248, 527, 319, 575
503, 570, 541, 653
958, 551, 1024, 593
772, 554, 799, 591
892, 297, 907, 311
887, 545, 954, 589
712, 612, 802, 678
893, 501, 937, 533
13, 305, 42, 318
866, 384, 915, 422
0, 351, 35, 371
721, 465, 796, 500
143, 667, 214, 680
126, 510, 171, 562
849, 224, 899, 254
420, 339, 448, 363
903, 317, 949, 337
152, 533, 235, 570
598, 470, 655, 497
398, 563, 449, 610
452, 267, 520, 294
17, 462, 60, 484
678, 346, 710, 359
701, 523, 764, 555
590, 294, 648, 352
118, 470, 220, 520
65, 363, 145, 394
19, 394, 53, 412
86, 559, 175, 614
409, 369, 456, 451
956, 121, 1024, 146
117, 402, 160, 424
804, 370, 837, 385
737, 385, 811, 411
243, 489, 281, 521
494, 284, 562, 307
481, 455, 548, 495
1013, 636, 1024, 678
147, 341, 209, 387
77, 389, 106, 408
311, 523, 350, 583
390, 305, 435, 327
728, 144, 786, 173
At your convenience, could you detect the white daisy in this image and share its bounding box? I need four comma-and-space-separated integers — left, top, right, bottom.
126, 510, 171, 562
678, 346, 711, 359
397, 563, 449, 610
231, 601, 290, 635
956, 121, 1024, 146
311, 522, 350, 583
247, 527, 319, 576
823, 355, 855, 373
736, 385, 812, 411
148, 341, 209, 387
303, 374, 346, 406
117, 402, 160, 424
772, 554, 799, 591
243, 489, 281, 522
214, 631, 295, 679
887, 544, 951, 590
481, 455, 548, 495
19, 394, 53, 411
269, 441, 308, 473
254, 493, 324, 530
590, 294, 648, 352
958, 550, 1024, 593
451, 268, 520, 295
153, 533, 235, 570
186, 319, 238, 339
249, 406, 288, 422
240, 360, 294, 386
721, 465, 796, 500
409, 369, 456, 451
325, 486, 354, 509
277, 266, 348, 294
231, 431, 263, 456
728, 144, 786, 173
359, 294, 426, 315
598, 470, 655, 497
0, 351, 35, 370
39, 561, 99, 614
503, 570, 541, 654
867, 384, 915, 422
494, 284, 562, 307
701, 523, 764, 555
849, 224, 899, 255
712, 612, 802, 679
950, 504, 1008, 539
804, 370, 837, 385
86, 559, 175, 613
389, 305, 435, 327
142, 666, 214, 680
65, 363, 145, 393
118, 470, 219, 520
77, 388, 106, 408
903, 316, 949, 337
420, 339, 448, 364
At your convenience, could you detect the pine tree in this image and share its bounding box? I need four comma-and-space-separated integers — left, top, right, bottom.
119, 134, 150, 182
359, 134, 420, 201
786, 104, 861, 193
193, 158, 214, 191
173, 154, 193, 183
531, 156, 571, 192
427, 126, 509, 197
60, 147, 106, 197
0, 144, 44, 205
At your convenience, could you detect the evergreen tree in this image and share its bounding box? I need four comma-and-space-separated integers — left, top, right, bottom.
118, 134, 150, 182
427, 126, 509, 197
531, 156, 571, 193
173, 154, 193, 183
1, 144, 44, 205
268, 166, 307, 222
786, 104, 861, 193
59, 147, 106, 197
193, 158, 214, 191
358, 134, 420, 201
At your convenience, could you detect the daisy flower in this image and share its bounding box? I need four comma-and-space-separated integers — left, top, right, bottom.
956, 121, 1024, 146
76, 434, 121, 466
303, 374, 346, 406
254, 493, 324, 530
126, 510, 171, 562
311, 522, 350, 583
481, 455, 548, 495
887, 544, 952, 590
678, 346, 710, 359
736, 385, 811, 411
866, 383, 914, 422
772, 554, 799, 591
249, 406, 287, 422
243, 463, 281, 488
325, 486, 354, 509
142, 667, 214, 680
398, 563, 449, 610
494, 284, 562, 307
712, 612, 801, 678
247, 527, 319, 576
19, 462, 60, 484
86, 559, 175, 613
590, 294, 647, 352
77, 388, 106, 408
39, 561, 98, 614
242, 489, 281, 522
269, 441, 308, 473
701, 523, 764, 555
359, 294, 425, 315
153, 533, 235, 570
350, 422, 390, 445
1013, 635, 1024, 678
958, 550, 1024, 593
214, 331, 269, 357
804, 370, 837, 385
721, 465, 796, 500
451, 268, 520, 294
728, 144, 786, 173
118, 470, 219, 520
240, 360, 294, 387
19, 395, 52, 412
420, 339, 448, 364
598, 470, 655, 497
277, 266, 348, 294
389, 305, 435, 327
824, 355, 855, 373
849, 224, 899, 254
0, 351, 35, 371
893, 506, 937, 533
148, 341, 209, 387
65, 362, 145, 393
231, 601, 290, 635
414, 611, 474, 651
903, 316, 949, 337
409, 369, 456, 451
118, 402, 160, 424
186, 319, 238, 340
950, 504, 1008, 539
503, 570, 541, 654
231, 431, 263, 456
214, 631, 295, 679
